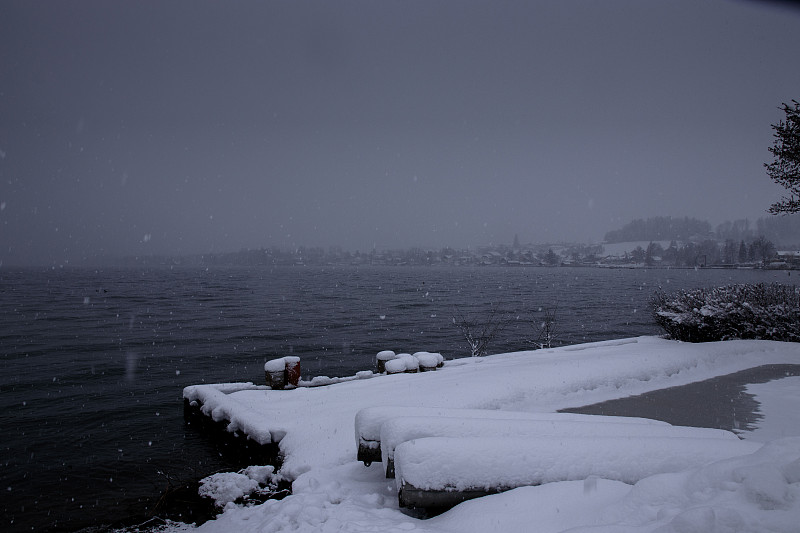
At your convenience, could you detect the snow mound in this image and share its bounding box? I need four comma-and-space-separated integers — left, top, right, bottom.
394, 435, 761, 493
376, 350, 396, 361
356, 406, 666, 448
380, 415, 739, 477
264, 358, 287, 373
198, 466, 276, 508
414, 351, 443, 369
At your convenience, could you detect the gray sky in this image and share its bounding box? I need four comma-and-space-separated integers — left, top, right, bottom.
1, 0, 799, 265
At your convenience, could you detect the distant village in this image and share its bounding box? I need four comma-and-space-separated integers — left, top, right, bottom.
124, 237, 800, 270
121, 216, 800, 270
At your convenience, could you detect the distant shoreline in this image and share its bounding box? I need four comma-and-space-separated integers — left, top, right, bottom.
3, 261, 797, 272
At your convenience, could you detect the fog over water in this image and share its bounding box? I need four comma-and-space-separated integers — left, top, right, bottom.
1, 0, 800, 266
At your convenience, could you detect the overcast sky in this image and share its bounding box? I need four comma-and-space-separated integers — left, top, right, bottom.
1, 0, 799, 265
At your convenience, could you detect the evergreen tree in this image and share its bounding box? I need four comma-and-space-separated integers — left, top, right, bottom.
604, 216, 711, 243
631, 246, 646, 263
645, 242, 663, 266
722, 240, 737, 264
663, 241, 679, 266
749, 236, 776, 264
767, 100, 800, 214
738, 240, 748, 264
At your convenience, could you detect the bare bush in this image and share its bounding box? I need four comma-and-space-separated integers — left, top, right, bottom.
452, 306, 511, 357
527, 306, 560, 349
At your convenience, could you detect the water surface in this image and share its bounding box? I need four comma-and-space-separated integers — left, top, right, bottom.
1, 265, 790, 531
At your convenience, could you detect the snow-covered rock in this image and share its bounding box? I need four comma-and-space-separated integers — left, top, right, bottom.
198, 465, 276, 508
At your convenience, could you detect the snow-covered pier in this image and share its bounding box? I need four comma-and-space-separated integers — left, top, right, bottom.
183, 351, 445, 466
181, 337, 800, 532
183, 383, 282, 466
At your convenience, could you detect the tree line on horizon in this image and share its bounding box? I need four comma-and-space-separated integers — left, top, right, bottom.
604, 215, 800, 248
626, 237, 776, 268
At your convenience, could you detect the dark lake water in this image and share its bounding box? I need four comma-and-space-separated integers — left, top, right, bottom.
0, 265, 793, 531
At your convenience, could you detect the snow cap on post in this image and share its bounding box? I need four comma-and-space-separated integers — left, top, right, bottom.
384, 358, 407, 375
376, 350, 397, 373
399, 354, 419, 373
414, 352, 440, 371
264, 358, 286, 373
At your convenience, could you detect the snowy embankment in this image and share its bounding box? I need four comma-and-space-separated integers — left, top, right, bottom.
178, 336, 800, 533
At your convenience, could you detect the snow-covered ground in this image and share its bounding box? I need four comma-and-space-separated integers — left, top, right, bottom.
174, 337, 800, 533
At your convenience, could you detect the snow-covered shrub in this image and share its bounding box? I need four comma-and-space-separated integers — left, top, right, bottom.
198, 465, 280, 508
651, 283, 800, 342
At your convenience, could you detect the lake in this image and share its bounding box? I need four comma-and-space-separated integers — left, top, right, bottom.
0, 265, 792, 532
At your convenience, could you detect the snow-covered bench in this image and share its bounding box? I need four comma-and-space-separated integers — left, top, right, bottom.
394, 435, 762, 511
354, 405, 668, 466
379, 415, 740, 478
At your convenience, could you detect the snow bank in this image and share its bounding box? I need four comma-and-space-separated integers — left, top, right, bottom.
357, 405, 666, 446
744, 376, 800, 442
355, 405, 667, 465
425, 439, 800, 533
192, 439, 800, 533
299, 370, 376, 388
380, 416, 739, 477
394, 435, 761, 495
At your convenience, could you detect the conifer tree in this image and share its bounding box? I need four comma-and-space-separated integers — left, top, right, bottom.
767, 100, 800, 214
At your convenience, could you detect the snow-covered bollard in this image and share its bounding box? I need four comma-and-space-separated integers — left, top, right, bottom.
376, 350, 397, 374
284, 356, 301, 387
384, 358, 407, 375
414, 352, 440, 372
264, 358, 286, 389
264, 357, 301, 390
401, 354, 419, 373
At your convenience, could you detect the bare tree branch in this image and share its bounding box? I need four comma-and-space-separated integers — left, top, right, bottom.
452, 306, 511, 357
526, 306, 560, 350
